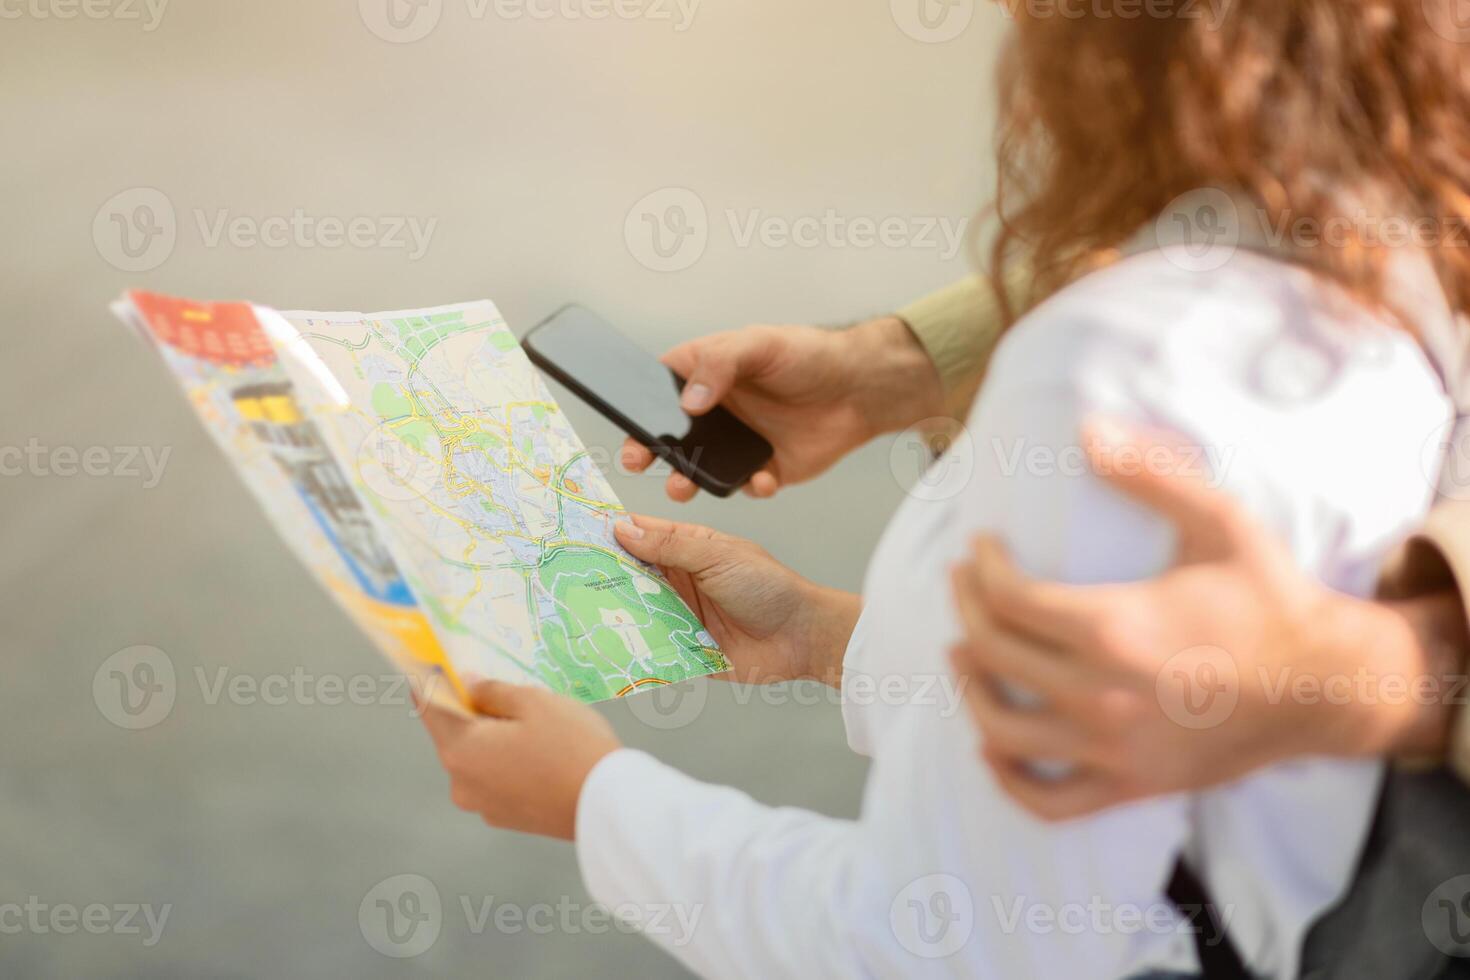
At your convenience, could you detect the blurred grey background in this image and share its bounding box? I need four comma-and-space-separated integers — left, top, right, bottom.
0, 1, 1000, 975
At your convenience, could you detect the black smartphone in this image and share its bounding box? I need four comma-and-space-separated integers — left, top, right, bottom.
523, 305, 774, 498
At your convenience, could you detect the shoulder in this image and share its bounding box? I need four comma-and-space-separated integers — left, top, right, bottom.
986, 250, 1444, 423
968, 250, 1450, 588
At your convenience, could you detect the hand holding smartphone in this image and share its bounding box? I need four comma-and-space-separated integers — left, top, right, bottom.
523, 305, 774, 498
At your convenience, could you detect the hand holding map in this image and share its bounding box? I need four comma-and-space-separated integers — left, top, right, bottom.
113, 292, 728, 711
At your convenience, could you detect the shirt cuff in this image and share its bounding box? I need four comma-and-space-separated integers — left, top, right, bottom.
896, 266, 1034, 400
575, 748, 691, 920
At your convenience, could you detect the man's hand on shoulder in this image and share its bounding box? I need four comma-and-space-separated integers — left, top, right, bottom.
949, 421, 1469, 820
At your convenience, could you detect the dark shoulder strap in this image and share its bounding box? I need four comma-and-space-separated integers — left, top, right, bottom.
1168, 860, 1252, 980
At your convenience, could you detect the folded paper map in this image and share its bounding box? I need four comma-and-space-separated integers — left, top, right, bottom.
112, 292, 728, 711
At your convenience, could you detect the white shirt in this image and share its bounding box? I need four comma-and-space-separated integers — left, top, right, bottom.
574, 249, 1452, 979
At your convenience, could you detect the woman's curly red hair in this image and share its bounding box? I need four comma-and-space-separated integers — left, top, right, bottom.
990, 0, 1470, 326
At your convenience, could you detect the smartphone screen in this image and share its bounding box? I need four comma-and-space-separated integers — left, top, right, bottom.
524, 305, 773, 497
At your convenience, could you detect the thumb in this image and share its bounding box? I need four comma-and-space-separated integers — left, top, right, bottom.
1082, 418, 1246, 558
468, 679, 536, 719
615, 515, 730, 574
674, 331, 771, 416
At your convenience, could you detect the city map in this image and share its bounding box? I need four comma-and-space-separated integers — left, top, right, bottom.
115, 292, 727, 707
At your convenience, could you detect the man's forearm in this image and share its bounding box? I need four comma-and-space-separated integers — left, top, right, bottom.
1318, 590, 1470, 760
845, 316, 946, 437
1384, 592, 1469, 758
792, 585, 863, 690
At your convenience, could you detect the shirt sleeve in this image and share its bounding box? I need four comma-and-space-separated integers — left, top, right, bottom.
896, 266, 1035, 414
1378, 498, 1470, 783
575, 749, 882, 980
